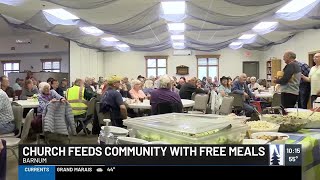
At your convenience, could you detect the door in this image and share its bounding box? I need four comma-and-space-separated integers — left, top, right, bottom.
243, 61, 259, 78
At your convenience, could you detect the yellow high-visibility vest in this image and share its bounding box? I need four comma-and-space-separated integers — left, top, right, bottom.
66, 85, 87, 116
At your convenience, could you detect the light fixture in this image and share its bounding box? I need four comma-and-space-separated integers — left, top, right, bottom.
277, 0, 317, 13
252, 22, 278, 31
80, 26, 104, 36
161, 1, 186, 15
238, 34, 256, 40
102, 37, 119, 42
116, 44, 129, 48
173, 42, 184, 46
168, 23, 185, 31
171, 35, 185, 40
229, 42, 243, 46
43, 8, 79, 20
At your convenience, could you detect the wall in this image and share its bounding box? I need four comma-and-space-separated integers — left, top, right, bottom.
260, 29, 320, 79
103, 48, 262, 79
69, 41, 105, 82
0, 32, 69, 74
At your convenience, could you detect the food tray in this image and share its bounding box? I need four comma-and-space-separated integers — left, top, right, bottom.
124, 113, 248, 144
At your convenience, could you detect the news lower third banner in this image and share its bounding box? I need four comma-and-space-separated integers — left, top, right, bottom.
19, 144, 301, 166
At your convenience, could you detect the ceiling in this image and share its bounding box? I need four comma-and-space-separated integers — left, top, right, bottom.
0, 0, 320, 52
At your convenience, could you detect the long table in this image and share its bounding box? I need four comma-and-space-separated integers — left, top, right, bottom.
286, 129, 320, 180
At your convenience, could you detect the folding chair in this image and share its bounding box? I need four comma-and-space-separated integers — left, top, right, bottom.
188, 94, 209, 114
218, 96, 234, 115
74, 97, 96, 135
2, 109, 34, 160
229, 93, 244, 115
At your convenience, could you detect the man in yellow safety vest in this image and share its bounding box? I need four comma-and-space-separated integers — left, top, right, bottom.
66, 79, 90, 134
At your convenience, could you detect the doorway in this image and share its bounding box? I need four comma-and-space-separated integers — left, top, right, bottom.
243, 61, 259, 78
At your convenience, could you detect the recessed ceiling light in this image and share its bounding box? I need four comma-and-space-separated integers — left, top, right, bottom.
238, 34, 256, 40
168, 23, 185, 31
252, 22, 278, 31
102, 37, 119, 42
276, 0, 317, 13
161, 1, 185, 15
171, 35, 185, 40
80, 26, 104, 36
43, 8, 79, 20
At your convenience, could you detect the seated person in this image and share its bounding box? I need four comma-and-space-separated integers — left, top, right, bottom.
179, 77, 206, 100
150, 75, 182, 115
12, 78, 23, 91
0, 88, 15, 135
217, 76, 231, 97
248, 76, 262, 91
50, 79, 64, 97
0, 76, 15, 100
231, 73, 257, 118
143, 79, 154, 95
176, 77, 186, 89
100, 75, 127, 127
129, 80, 146, 100
36, 82, 66, 133
20, 79, 39, 100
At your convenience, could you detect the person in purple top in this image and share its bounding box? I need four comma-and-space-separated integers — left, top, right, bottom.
150, 75, 182, 115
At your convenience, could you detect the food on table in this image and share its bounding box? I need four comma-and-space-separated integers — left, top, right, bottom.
287, 112, 320, 121
255, 135, 287, 141
262, 114, 310, 132
246, 121, 279, 132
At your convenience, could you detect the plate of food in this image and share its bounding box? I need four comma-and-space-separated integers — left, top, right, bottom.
251, 132, 289, 144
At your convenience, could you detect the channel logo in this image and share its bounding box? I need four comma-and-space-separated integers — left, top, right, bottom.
269, 144, 284, 166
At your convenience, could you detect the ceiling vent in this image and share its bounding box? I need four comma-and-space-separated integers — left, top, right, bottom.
16, 39, 32, 44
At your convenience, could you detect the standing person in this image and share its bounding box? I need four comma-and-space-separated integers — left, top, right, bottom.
274, 51, 301, 108
294, 59, 311, 109
301, 53, 320, 107
0, 76, 15, 100
100, 75, 127, 127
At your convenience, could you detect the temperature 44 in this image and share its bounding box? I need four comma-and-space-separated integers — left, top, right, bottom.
289, 156, 299, 162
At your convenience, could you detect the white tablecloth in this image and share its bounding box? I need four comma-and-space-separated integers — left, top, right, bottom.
14, 100, 39, 108
127, 99, 195, 109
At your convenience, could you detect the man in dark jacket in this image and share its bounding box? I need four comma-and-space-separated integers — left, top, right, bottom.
179, 77, 206, 99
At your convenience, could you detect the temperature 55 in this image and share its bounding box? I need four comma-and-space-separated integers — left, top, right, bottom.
286, 148, 300, 154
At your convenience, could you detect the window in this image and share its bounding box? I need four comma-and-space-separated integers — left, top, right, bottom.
145, 56, 168, 77
41, 59, 61, 72
2, 61, 20, 76
196, 55, 220, 79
